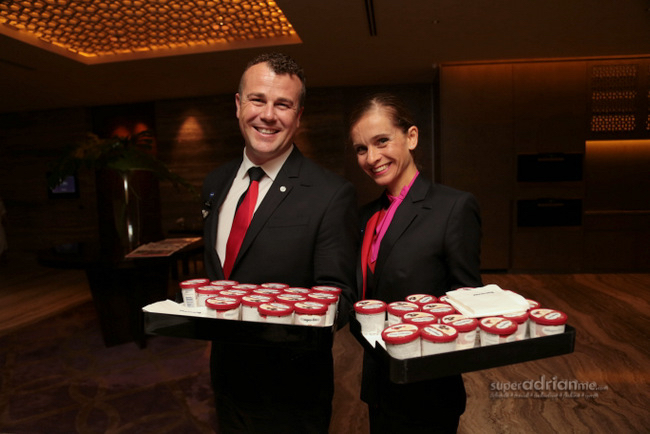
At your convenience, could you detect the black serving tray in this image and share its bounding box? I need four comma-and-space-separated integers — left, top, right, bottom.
350, 316, 575, 384
144, 310, 334, 350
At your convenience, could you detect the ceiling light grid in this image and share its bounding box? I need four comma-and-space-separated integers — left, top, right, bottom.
0, 0, 296, 59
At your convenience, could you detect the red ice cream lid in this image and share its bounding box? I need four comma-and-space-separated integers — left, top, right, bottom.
501, 310, 530, 324
405, 293, 438, 307
447, 317, 478, 332
258, 302, 293, 317
422, 303, 456, 318
421, 323, 459, 343
402, 311, 438, 327
307, 292, 338, 305
479, 317, 517, 335
205, 296, 240, 310
179, 278, 209, 289
195, 286, 223, 295
294, 301, 328, 315
276, 293, 308, 306
260, 282, 289, 290
283, 287, 312, 295
386, 301, 419, 317
311, 285, 343, 295
210, 280, 238, 287
241, 294, 274, 307
354, 299, 387, 315
529, 308, 567, 325
381, 323, 420, 345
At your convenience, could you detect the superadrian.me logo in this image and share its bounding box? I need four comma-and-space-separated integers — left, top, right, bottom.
489, 375, 608, 399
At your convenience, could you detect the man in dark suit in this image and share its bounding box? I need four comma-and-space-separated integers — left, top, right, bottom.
201, 52, 357, 433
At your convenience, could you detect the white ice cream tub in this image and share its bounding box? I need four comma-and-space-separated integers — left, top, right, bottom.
258, 302, 294, 324
307, 292, 339, 326
386, 301, 419, 326
293, 301, 328, 326
479, 317, 518, 346
402, 311, 438, 328
354, 299, 387, 336
446, 317, 478, 350
529, 308, 567, 338
421, 323, 459, 356
405, 293, 438, 308
205, 296, 241, 320
381, 323, 421, 360
421, 302, 456, 323
241, 294, 274, 322
195, 285, 223, 311
501, 310, 530, 340
179, 278, 209, 308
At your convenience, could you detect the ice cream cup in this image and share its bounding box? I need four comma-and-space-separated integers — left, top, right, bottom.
529, 308, 567, 338
179, 278, 209, 308
307, 292, 339, 326
382, 323, 421, 359
479, 317, 518, 346
402, 311, 438, 328
195, 285, 224, 311
241, 294, 274, 322
205, 296, 241, 320
501, 310, 530, 340
258, 302, 294, 324
421, 323, 458, 355
447, 317, 478, 350
294, 301, 328, 326
354, 300, 387, 336
405, 293, 438, 308
387, 301, 419, 325
422, 302, 456, 323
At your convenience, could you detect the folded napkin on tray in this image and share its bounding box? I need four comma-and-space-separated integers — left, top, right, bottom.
445, 284, 529, 318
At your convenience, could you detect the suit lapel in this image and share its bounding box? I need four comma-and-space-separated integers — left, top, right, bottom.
234, 147, 302, 267
373, 176, 431, 285
204, 159, 240, 278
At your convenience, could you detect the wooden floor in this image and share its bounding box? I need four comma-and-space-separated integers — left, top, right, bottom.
1, 251, 649, 433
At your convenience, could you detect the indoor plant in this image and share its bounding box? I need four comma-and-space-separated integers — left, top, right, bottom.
47, 130, 199, 255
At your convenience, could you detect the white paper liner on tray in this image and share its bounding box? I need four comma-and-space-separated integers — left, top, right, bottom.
361, 332, 386, 349
143, 300, 206, 318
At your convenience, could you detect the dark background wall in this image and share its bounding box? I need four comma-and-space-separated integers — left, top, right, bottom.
440, 57, 650, 272
1, 56, 649, 272
0, 83, 434, 255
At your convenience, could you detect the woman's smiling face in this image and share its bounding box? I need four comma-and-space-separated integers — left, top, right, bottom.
351, 106, 418, 196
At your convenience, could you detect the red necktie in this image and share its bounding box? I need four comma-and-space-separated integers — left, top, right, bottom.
223, 167, 265, 278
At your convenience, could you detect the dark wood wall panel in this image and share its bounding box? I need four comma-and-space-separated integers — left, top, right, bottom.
0, 83, 433, 256
440, 57, 650, 272
0, 108, 97, 251
440, 63, 514, 270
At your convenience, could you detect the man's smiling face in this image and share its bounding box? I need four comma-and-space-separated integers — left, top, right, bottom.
235, 62, 304, 165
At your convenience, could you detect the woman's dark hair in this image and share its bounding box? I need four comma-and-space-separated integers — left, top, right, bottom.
348, 93, 416, 137
239, 52, 306, 109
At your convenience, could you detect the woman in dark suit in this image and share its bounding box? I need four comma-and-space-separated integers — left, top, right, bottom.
349, 93, 483, 433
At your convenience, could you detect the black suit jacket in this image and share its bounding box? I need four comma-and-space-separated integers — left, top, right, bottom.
357, 174, 482, 417
202, 146, 358, 411
358, 175, 482, 301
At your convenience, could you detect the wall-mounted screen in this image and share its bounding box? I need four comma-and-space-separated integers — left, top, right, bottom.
48, 174, 79, 198
517, 153, 583, 182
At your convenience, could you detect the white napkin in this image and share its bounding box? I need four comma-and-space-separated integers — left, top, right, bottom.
445, 284, 529, 318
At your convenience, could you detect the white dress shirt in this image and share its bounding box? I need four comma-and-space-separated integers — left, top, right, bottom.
216, 145, 293, 264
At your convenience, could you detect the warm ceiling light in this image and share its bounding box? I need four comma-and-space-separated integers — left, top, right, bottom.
0, 0, 300, 64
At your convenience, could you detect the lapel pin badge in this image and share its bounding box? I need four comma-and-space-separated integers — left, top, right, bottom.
202, 192, 215, 219
280, 186, 287, 193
